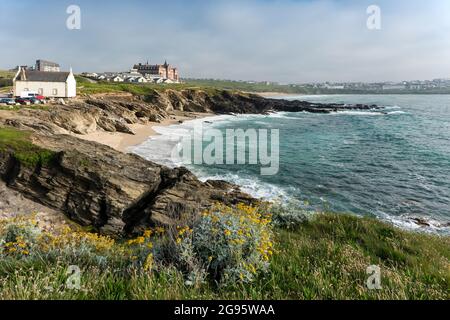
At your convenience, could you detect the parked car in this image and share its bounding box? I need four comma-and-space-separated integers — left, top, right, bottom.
0, 98, 17, 105
15, 97, 32, 105
28, 97, 42, 104
20, 92, 45, 100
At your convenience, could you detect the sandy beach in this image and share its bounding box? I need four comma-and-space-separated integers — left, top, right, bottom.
251, 91, 300, 98
74, 112, 215, 153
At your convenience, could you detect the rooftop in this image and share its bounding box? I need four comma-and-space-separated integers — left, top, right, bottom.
36, 59, 60, 67
16, 69, 70, 82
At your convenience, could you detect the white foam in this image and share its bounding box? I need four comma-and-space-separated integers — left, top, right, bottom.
330, 111, 383, 116
266, 112, 302, 120
130, 115, 235, 167
377, 212, 450, 235
328, 109, 406, 116
386, 110, 406, 115
384, 105, 401, 110
195, 171, 291, 201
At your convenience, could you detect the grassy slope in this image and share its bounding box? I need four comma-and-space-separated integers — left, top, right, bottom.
0, 214, 448, 300
0, 127, 56, 166
185, 79, 311, 94
0, 70, 15, 79
0, 70, 14, 90
77, 80, 224, 95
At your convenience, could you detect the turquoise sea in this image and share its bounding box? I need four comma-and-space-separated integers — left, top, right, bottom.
132, 95, 450, 233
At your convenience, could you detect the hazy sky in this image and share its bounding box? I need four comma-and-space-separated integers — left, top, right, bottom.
1, 0, 449, 83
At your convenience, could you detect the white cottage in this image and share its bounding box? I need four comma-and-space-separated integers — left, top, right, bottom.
110, 75, 124, 82
13, 67, 76, 98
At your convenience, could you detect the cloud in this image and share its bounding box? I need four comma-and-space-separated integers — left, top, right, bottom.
0, 0, 449, 82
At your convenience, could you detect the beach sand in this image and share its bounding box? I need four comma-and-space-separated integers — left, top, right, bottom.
74, 112, 215, 153
251, 92, 300, 98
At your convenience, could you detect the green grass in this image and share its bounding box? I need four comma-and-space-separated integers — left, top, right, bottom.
0, 70, 15, 79
0, 70, 14, 88
0, 127, 57, 167
0, 104, 52, 111
0, 213, 448, 300
262, 214, 450, 300
0, 86, 12, 93
74, 75, 92, 84
185, 79, 311, 94
77, 80, 234, 96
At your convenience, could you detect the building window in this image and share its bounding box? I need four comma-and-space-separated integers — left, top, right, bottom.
38, 88, 43, 95
24, 88, 29, 91
52, 89, 58, 95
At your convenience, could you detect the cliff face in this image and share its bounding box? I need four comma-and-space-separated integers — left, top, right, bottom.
0, 133, 253, 236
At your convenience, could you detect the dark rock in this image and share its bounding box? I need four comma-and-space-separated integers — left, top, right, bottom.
0, 133, 255, 237
411, 217, 431, 227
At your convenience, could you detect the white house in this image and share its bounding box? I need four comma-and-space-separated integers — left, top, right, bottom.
153, 77, 165, 84
162, 78, 175, 84
132, 76, 147, 83
110, 76, 124, 82
13, 67, 76, 98
81, 72, 98, 78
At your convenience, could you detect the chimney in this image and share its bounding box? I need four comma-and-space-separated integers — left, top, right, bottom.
20, 67, 27, 81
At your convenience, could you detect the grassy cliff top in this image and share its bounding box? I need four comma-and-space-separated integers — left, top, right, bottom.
77, 79, 229, 96
0, 70, 14, 91
0, 127, 56, 166
0, 70, 15, 79
0, 211, 448, 299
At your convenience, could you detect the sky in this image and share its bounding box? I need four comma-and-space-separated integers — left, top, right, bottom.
1, 0, 450, 83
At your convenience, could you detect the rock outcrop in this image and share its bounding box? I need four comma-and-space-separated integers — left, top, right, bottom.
0, 133, 254, 236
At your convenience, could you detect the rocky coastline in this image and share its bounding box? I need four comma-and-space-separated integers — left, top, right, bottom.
0, 90, 382, 237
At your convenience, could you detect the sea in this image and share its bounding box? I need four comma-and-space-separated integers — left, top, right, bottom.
130, 94, 450, 234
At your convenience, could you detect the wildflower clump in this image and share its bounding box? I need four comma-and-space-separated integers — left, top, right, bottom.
124, 203, 275, 285
163, 203, 275, 285
269, 201, 313, 230
0, 215, 40, 257
126, 227, 165, 272
0, 215, 122, 268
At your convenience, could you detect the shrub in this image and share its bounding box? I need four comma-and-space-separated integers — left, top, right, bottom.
0, 215, 41, 257
190, 203, 274, 284
126, 203, 275, 286
269, 202, 313, 230
0, 215, 124, 268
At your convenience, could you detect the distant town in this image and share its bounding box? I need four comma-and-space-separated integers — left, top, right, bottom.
80, 61, 181, 84
293, 79, 450, 92
2, 58, 450, 105
186, 78, 450, 94
12, 59, 181, 85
